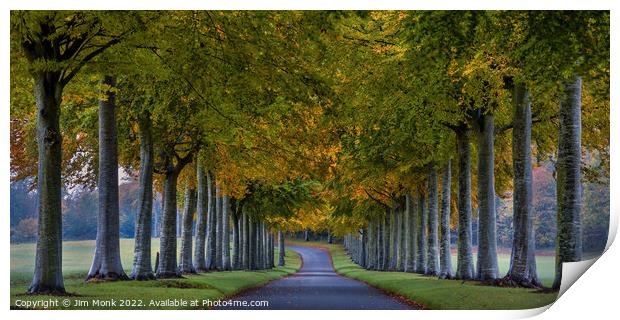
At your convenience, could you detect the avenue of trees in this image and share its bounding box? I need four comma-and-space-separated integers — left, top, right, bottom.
337, 12, 609, 289
10, 11, 609, 294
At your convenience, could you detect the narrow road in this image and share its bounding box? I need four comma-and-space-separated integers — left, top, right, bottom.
217, 245, 413, 310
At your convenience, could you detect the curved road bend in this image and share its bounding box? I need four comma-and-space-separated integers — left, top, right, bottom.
216, 245, 413, 310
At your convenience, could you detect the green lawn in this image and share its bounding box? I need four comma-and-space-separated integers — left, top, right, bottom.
323, 243, 558, 310
10, 238, 301, 309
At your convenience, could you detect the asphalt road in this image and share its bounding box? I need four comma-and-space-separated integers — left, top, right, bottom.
216, 245, 413, 310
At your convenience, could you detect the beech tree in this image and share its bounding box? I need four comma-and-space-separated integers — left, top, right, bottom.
87, 76, 128, 281
11, 11, 143, 293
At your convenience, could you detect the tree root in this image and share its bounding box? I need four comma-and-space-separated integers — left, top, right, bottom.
180, 268, 197, 275
493, 275, 543, 289
155, 271, 183, 279
26, 284, 68, 296
86, 272, 129, 282
130, 272, 156, 281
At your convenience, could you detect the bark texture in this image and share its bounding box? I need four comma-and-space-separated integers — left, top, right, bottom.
399, 203, 406, 271
455, 128, 474, 279
416, 193, 427, 273
426, 170, 440, 276
131, 113, 155, 280
222, 195, 231, 270
383, 209, 391, 270
475, 112, 499, 280
506, 83, 540, 287
553, 76, 583, 290
278, 230, 285, 266
377, 217, 384, 270
206, 172, 217, 270
360, 229, 366, 268
194, 164, 208, 272
215, 188, 223, 270
439, 161, 453, 279
232, 204, 240, 270
405, 195, 415, 272
389, 208, 397, 270
157, 169, 181, 278
87, 76, 127, 281
179, 183, 197, 274
29, 71, 65, 294
242, 211, 249, 269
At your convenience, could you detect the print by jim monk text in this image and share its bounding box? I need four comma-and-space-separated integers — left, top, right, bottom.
13, 298, 269, 309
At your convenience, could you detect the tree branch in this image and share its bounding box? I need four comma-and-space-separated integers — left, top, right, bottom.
364, 189, 389, 209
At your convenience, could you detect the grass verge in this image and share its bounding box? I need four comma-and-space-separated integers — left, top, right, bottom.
290, 240, 558, 310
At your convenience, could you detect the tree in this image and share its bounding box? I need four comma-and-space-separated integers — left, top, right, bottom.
426, 169, 439, 276
87, 75, 128, 281
474, 111, 499, 281
193, 163, 209, 272
504, 83, 540, 287
179, 180, 197, 274
12, 11, 134, 294
206, 171, 217, 270
553, 76, 583, 289
438, 161, 453, 279
130, 110, 155, 280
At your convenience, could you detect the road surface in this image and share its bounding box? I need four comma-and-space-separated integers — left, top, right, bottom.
216, 245, 413, 310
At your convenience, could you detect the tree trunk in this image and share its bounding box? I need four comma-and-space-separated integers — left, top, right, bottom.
427, 170, 440, 276
249, 217, 256, 270
278, 230, 285, 266
131, 113, 155, 280
366, 222, 374, 270
360, 229, 366, 268
455, 128, 474, 279
242, 211, 250, 269
410, 194, 418, 272
392, 210, 398, 270
400, 204, 406, 271
377, 217, 384, 270
269, 232, 276, 268
259, 221, 266, 269
383, 209, 391, 270
179, 183, 197, 274
439, 161, 453, 279
29, 71, 65, 294
553, 76, 583, 290
232, 206, 240, 270
256, 220, 262, 269
263, 222, 268, 269
194, 164, 208, 272
206, 172, 217, 270
157, 168, 181, 278
416, 193, 427, 274
395, 207, 402, 270
405, 195, 415, 272
176, 211, 182, 238
87, 76, 127, 281
475, 112, 499, 280
222, 195, 231, 270
269, 231, 275, 268
304, 230, 310, 241
215, 187, 223, 270
506, 83, 540, 287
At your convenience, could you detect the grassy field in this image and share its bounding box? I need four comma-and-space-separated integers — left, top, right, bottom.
10, 238, 301, 309
318, 242, 558, 310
